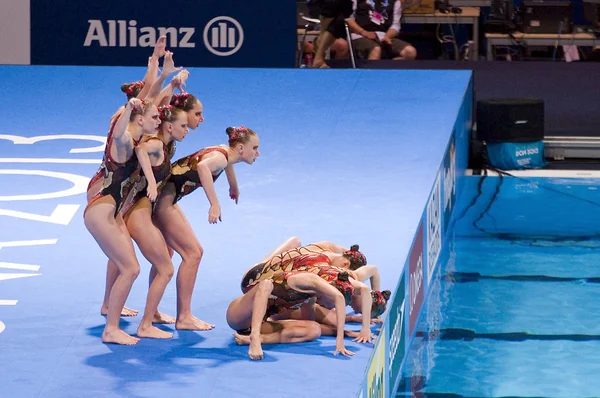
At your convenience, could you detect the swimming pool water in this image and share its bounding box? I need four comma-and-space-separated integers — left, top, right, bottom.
399, 236, 600, 398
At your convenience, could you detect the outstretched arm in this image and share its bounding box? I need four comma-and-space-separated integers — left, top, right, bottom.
287, 273, 354, 357
146, 52, 183, 103
196, 151, 229, 223
353, 265, 381, 291
224, 164, 240, 204
137, 36, 166, 99
350, 279, 373, 343
112, 98, 140, 144
248, 280, 273, 360
156, 69, 189, 107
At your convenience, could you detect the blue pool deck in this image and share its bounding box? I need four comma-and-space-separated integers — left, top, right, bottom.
0, 66, 472, 397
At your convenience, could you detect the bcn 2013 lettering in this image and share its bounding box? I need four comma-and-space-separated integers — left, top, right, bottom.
515, 147, 539, 157
0, 134, 103, 333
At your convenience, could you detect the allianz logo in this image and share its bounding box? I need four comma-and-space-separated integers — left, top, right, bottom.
84, 20, 196, 48
83, 18, 244, 56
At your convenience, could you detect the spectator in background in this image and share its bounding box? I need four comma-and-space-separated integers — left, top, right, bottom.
348, 0, 417, 61
312, 0, 354, 68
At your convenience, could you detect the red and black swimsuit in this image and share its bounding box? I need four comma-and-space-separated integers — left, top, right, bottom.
168, 147, 229, 204
251, 265, 354, 319
86, 122, 140, 217
264, 271, 314, 317
242, 252, 332, 293
244, 252, 355, 305
87, 120, 117, 193
121, 137, 173, 216
240, 245, 331, 293
235, 271, 315, 335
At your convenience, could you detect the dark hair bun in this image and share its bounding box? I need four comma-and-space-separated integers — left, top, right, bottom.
382, 290, 391, 301
350, 244, 360, 251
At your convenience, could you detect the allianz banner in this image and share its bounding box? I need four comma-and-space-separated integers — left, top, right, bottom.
30, 0, 296, 68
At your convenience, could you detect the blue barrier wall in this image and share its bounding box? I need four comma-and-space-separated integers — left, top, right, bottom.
359, 74, 473, 397
30, 0, 296, 67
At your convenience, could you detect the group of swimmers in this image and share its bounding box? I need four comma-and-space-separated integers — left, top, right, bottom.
84, 37, 390, 360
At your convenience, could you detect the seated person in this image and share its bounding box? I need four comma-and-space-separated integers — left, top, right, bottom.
347, 0, 417, 60
300, 0, 350, 64
312, 0, 355, 67
303, 39, 349, 64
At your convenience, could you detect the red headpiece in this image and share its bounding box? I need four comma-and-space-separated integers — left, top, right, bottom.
171, 92, 191, 109
125, 81, 145, 97
343, 244, 367, 270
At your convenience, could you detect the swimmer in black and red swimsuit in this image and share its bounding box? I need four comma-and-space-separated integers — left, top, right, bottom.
99, 91, 203, 324
118, 105, 189, 340
84, 98, 161, 346
243, 259, 355, 324
87, 36, 166, 203
94, 42, 189, 320
161, 125, 260, 218
240, 239, 369, 293
226, 262, 370, 361
168, 146, 230, 204
145, 126, 261, 331
102, 90, 204, 327
121, 135, 173, 218
86, 120, 141, 217
272, 287, 392, 342
238, 238, 380, 346
243, 252, 340, 292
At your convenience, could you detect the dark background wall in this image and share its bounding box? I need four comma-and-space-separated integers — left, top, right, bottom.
330, 60, 600, 137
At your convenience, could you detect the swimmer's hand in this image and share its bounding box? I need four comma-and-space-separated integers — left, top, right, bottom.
353, 328, 373, 344
128, 98, 143, 111
171, 70, 189, 92
146, 181, 158, 202
208, 204, 221, 224
334, 342, 355, 357
345, 330, 375, 340
346, 315, 382, 324
229, 186, 240, 204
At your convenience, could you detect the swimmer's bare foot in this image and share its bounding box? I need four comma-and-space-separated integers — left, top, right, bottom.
102, 328, 140, 345
137, 324, 173, 339
233, 332, 251, 345
153, 311, 176, 324
176, 315, 215, 331
101, 305, 138, 317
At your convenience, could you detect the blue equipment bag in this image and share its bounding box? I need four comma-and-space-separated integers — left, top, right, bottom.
486, 141, 547, 170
